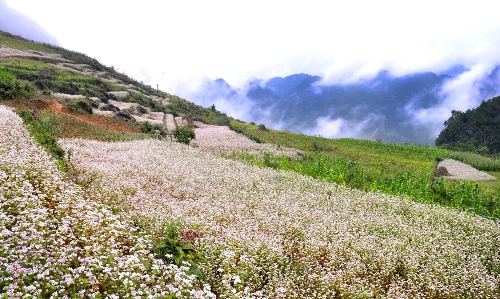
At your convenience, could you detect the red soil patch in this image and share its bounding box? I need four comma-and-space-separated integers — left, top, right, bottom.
45, 101, 141, 133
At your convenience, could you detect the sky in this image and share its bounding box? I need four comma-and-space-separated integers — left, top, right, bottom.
2, 0, 500, 141
3, 0, 500, 89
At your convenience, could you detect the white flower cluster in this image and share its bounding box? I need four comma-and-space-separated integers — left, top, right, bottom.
59, 135, 500, 298
192, 122, 302, 158
0, 106, 215, 298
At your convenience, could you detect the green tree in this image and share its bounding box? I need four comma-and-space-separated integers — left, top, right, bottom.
436, 96, 500, 154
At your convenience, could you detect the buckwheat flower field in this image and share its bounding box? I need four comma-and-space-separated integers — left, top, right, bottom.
192, 122, 301, 158
58, 129, 500, 297
0, 106, 215, 298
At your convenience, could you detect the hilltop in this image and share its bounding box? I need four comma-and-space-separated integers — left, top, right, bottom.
1, 30, 500, 298
436, 95, 500, 154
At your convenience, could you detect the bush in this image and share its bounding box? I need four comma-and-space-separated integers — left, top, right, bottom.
66, 99, 93, 114
0, 68, 15, 81
172, 127, 195, 144
116, 110, 135, 122
216, 115, 231, 126
0, 69, 35, 100
154, 218, 206, 280
100, 104, 119, 112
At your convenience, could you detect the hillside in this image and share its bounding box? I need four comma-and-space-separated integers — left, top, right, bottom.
436, 95, 500, 154
1, 31, 500, 298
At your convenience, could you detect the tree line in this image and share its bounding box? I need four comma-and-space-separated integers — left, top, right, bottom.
436, 95, 500, 155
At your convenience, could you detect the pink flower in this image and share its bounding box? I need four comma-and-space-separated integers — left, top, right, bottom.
180, 229, 201, 243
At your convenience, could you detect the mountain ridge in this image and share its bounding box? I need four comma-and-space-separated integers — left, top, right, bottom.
182, 66, 500, 145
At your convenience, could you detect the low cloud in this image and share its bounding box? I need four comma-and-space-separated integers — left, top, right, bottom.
303, 117, 372, 139
175, 78, 379, 140
171, 64, 500, 145
0, 0, 59, 45
406, 64, 500, 141
173, 78, 267, 124
305, 117, 344, 138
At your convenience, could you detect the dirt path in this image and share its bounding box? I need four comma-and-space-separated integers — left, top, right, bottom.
437, 158, 496, 181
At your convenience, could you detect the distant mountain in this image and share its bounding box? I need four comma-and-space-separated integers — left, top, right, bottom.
182, 66, 500, 145
0, 1, 60, 45
437, 64, 469, 77
253, 71, 449, 144
436, 95, 500, 154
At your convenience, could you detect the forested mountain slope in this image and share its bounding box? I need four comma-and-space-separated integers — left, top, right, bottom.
436, 95, 500, 154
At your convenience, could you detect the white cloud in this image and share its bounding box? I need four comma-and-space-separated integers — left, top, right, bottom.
5, 0, 500, 91
305, 117, 344, 138
304, 116, 375, 139
406, 64, 500, 140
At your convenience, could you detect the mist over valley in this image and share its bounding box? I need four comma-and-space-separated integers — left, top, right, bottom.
177, 65, 500, 145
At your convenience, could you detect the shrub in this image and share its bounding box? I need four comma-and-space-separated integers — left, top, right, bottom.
184, 113, 193, 124
141, 121, 155, 133
100, 104, 119, 112
137, 105, 147, 114
0, 69, 35, 100
0, 68, 15, 81
39, 67, 52, 79
216, 115, 231, 126
140, 122, 168, 139
154, 218, 206, 280
66, 99, 93, 114
173, 127, 196, 144
116, 110, 135, 122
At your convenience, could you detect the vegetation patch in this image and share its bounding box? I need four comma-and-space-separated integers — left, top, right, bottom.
154, 217, 207, 280
233, 151, 500, 219
47, 110, 148, 141
16, 109, 65, 165
173, 126, 196, 144
436, 95, 500, 154
0, 68, 35, 100
227, 120, 500, 219
0, 106, 214, 297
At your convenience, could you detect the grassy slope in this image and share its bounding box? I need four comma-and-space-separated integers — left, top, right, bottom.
230, 120, 500, 219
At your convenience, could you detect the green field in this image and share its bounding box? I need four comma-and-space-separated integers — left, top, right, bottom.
229, 120, 500, 219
